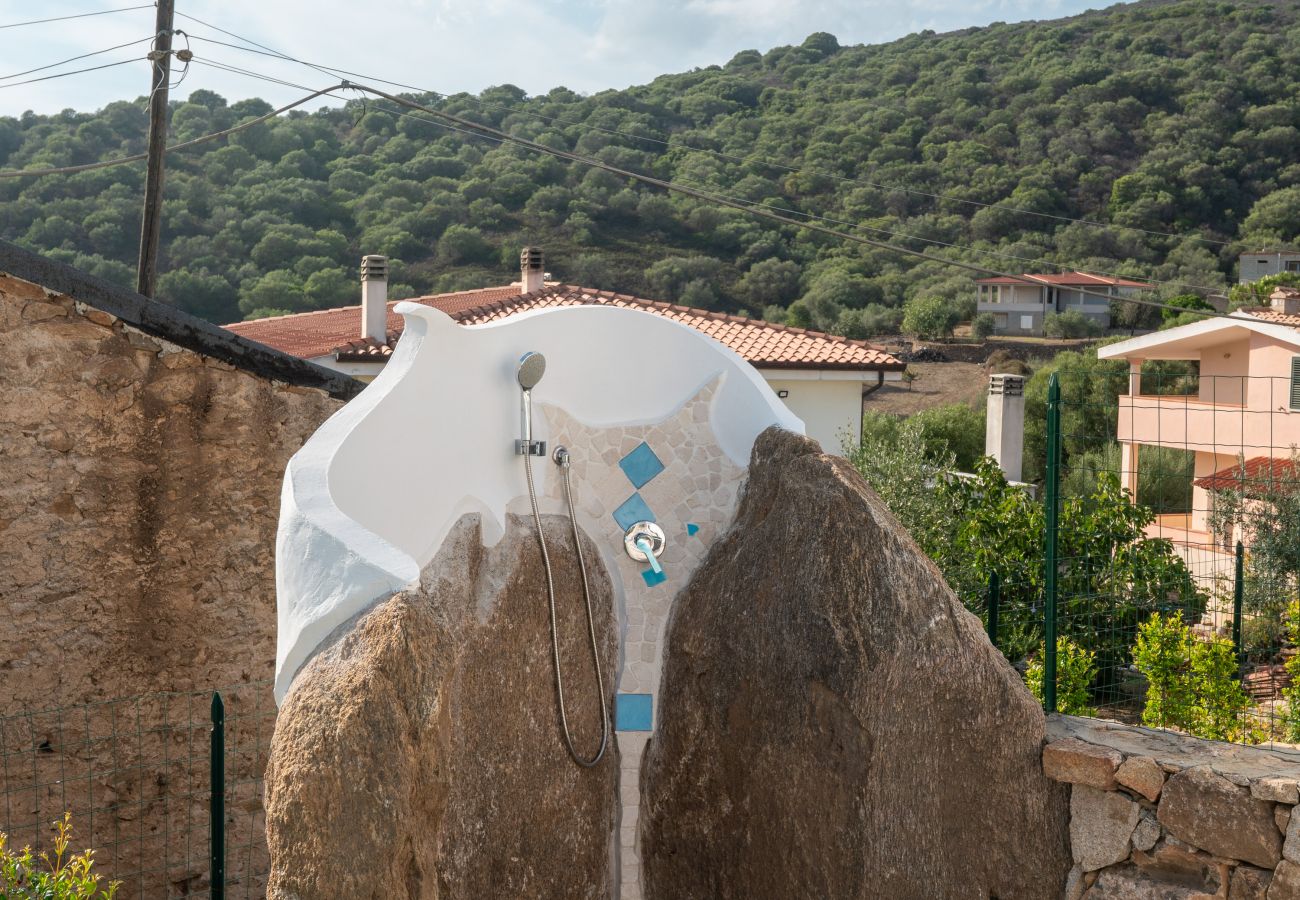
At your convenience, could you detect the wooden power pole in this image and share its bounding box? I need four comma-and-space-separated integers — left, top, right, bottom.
136, 0, 174, 297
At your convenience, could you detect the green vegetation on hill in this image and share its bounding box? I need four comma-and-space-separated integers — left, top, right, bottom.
3, 0, 1300, 326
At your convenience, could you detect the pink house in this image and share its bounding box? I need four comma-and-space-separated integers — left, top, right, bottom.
1098, 289, 1300, 573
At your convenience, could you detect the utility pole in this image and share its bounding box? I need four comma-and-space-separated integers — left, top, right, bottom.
136, 0, 174, 297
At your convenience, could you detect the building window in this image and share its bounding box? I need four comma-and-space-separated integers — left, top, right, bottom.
1287, 261, 1300, 273
1020, 315, 1034, 331
1292, 356, 1300, 411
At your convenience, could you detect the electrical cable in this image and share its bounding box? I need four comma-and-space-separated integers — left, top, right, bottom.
0, 83, 348, 178
0, 57, 143, 90
0, 36, 153, 81
0, 4, 153, 30
337, 78, 1233, 320
179, 28, 1234, 249
366, 98, 1231, 300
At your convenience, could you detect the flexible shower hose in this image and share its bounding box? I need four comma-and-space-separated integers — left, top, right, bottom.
523, 449, 610, 767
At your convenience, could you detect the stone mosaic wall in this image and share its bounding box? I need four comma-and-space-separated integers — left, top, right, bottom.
1046, 715, 1300, 898
541, 376, 746, 900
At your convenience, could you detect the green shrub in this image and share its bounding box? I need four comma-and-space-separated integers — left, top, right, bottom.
1026, 638, 1098, 715
1280, 602, 1300, 742
971, 312, 996, 341
901, 295, 960, 340
1042, 309, 1102, 339
0, 813, 118, 899
1132, 613, 1258, 743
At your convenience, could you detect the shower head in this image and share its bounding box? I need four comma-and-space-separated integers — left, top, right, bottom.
517, 351, 546, 391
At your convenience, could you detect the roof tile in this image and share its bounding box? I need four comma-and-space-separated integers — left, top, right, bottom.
226, 283, 905, 371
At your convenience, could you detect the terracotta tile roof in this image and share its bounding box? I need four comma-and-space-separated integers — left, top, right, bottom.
227, 283, 905, 372
1240, 307, 1300, 327
223, 284, 524, 359
974, 272, 1152, 288
1194, 456, 1300, 496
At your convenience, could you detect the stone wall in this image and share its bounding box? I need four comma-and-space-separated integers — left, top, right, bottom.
1046, 716, 1300, 898
0, 267, 346, 896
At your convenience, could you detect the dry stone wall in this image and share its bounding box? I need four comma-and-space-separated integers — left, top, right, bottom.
0, 270, 344, 897
1046, 716, 1300, 899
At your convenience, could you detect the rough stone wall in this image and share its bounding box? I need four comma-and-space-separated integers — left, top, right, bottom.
640, 427, 1072, 899
1046, 716, 1300, 899
264, 514, 620, 900
0, 272, 342, 896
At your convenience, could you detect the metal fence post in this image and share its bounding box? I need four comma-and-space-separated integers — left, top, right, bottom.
1043, 372, 1061, 713
986, 570, 1000, 650
1233, 540, 1245, 665
210, 691, 225, 900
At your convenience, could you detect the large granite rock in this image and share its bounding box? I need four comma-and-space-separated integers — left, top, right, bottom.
264, 514, 619, 899
639, 428, 1072, 899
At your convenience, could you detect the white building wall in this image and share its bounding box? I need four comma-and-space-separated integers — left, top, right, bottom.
1239, 252, 1300, 283
760, 374, 874, 454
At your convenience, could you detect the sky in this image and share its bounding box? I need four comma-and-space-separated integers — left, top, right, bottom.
0, 0, 1108, 117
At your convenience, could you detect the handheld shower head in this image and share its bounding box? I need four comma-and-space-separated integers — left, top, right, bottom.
515, 351, 547, 456
517, 351, 546, 391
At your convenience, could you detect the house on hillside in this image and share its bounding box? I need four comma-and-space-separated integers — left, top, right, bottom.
975, 272, 1151, 336
226, 249, 906, 452
1097, 286, 1300, 591
1238, 248, 1300, 283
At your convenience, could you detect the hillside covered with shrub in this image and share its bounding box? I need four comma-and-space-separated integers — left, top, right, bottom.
3, 0, 1300, 330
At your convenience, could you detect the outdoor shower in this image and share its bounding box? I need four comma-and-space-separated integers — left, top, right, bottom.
516, 351, 610, 767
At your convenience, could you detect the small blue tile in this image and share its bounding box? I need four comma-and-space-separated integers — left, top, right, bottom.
616, 693, 653, 731
619, 441, 665, 489
686, 523, 700, 536
612, 492, 655, 531
641, 568, 667, 587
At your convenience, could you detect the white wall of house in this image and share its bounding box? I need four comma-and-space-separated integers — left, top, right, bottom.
1239, 252, 1300, 283
759, 370, 896, 454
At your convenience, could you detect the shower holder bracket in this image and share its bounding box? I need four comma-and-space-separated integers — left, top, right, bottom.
516, 439, 548, 456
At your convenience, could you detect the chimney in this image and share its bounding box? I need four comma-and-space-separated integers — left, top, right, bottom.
985, 374, 1025, 482
1271, 286, 1300, 315
360, 255, 388, 343
521, 246, 544, 294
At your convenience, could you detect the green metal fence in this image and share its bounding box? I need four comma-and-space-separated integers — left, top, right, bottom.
1032, 364, 1300, 745
0, 682, 274, 898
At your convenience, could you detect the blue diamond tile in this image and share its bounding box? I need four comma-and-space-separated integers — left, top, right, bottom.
612, 492, 655, 531
616, 693, 653, 731
641, 568, 667, 587
618, 441, 665, 489
686, 523, 700, 536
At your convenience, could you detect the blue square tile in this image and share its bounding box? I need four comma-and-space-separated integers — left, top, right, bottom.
619, 441, 665, 489
616, 693, 653, 731
641, 568, 667, 587
612, 492, 655, 531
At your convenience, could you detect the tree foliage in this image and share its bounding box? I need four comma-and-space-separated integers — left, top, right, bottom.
5, 2, 1295, 325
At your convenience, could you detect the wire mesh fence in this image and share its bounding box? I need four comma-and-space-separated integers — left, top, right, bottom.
0, 682, 274, 898
1028, 362, 1300, 746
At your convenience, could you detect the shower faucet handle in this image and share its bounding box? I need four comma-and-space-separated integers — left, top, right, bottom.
624, 522, 666, 569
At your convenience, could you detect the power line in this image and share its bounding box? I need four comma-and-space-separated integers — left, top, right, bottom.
186, 55, 1230, 317
0, 36, 153, 81
0, 84, 347, 178
0, 57, 143, 90
0, 4, 154, 30
362, 96, 1231, 300
179, 28, 1234, 250
336, 79, 1230, 320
